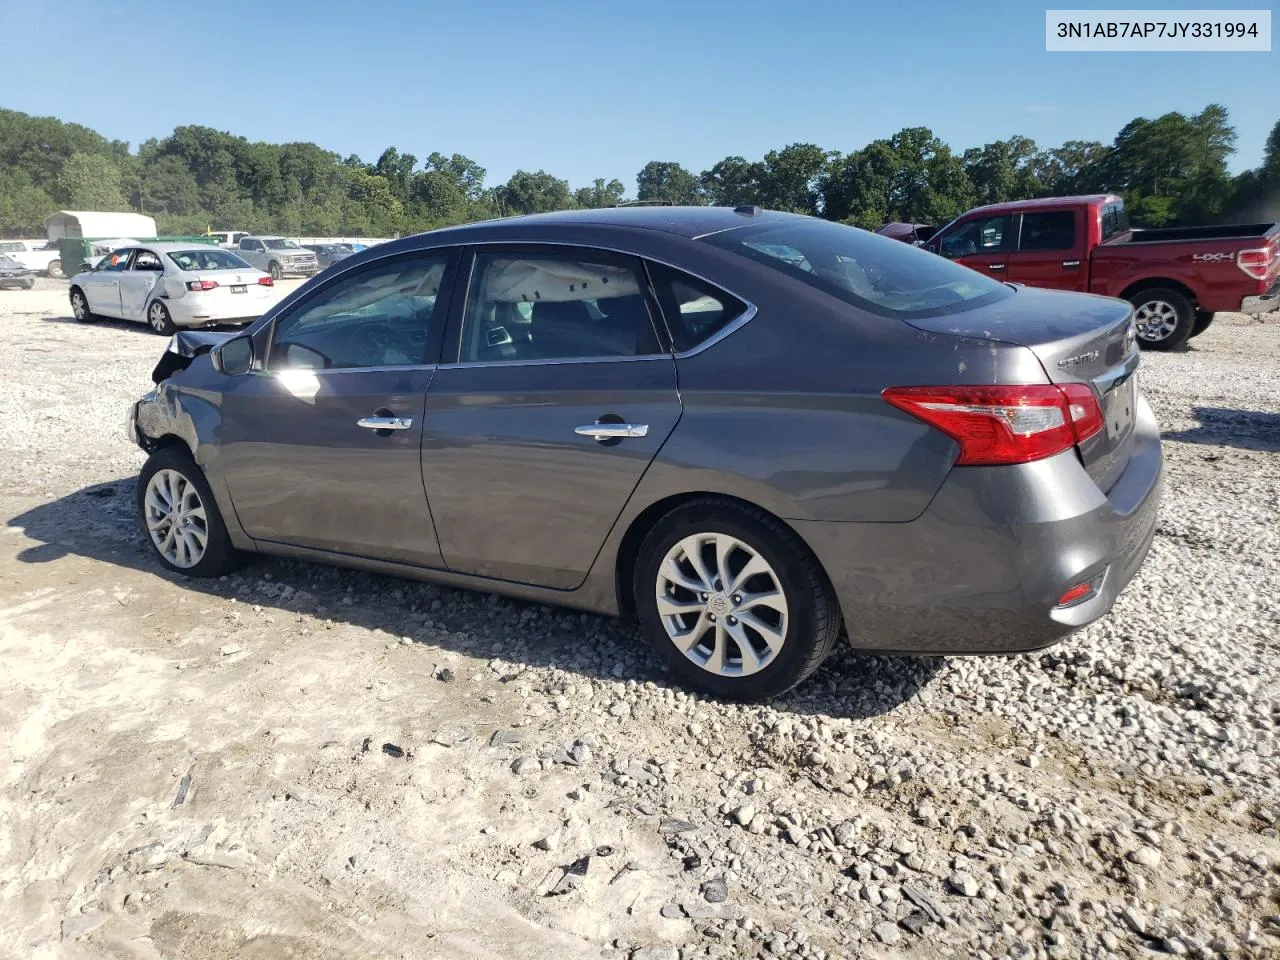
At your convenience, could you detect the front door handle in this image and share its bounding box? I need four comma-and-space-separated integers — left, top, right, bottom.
357, 416, 413, 431
987, 263, 1006, 272
575, 422, 649, 440
1062, 260, 1081, 269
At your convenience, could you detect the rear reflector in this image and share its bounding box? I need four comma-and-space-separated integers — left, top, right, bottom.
882, 384, 1105, 466
1237, 248, 1274, 281
187, 279, 219, 291
1055, 573, 1104, 608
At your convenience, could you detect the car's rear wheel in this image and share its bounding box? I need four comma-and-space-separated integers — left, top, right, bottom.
69, 287, 94, 322
634, 499, 841, 701
147, 300, 176, 335
47, 259, 63, 279
1190, 309, 1215, 339
1129, 287, 1194, 351
137, 447, 242, 577
268, 261, 282, 281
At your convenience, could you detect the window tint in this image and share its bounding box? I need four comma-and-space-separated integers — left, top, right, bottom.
1100, 202, 1130, 241
133, 250, 163, 271
458, 252, 659, 363
239, 239, 260, 251
0, 241, 23, 253
1019, 211, 1076, 252
269, 254, 449, 370
648, 262, 747, 352
938, 215, 1012, 258
703, 219, 1011, 319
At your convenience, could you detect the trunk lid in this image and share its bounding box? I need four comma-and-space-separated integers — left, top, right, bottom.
902, 285, 1140, 491
191, 269, 274, 301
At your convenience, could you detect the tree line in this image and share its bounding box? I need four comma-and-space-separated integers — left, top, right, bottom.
1, 104, 1277, 239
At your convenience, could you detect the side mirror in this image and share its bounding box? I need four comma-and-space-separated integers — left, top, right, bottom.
212, 335, 254, 376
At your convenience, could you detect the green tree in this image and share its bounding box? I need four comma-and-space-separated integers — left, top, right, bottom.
574, 178, 626, 208
962, 136, 1043, 205
1228, 119, 1280, 221
756, 143, 830, 214
700, 156, 763, 207
496, 170, 575, 216
636, 161, 703, 205
0, 168, 55, 236
58, 153, 127, 210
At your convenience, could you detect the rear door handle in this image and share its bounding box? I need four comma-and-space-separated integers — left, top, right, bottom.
987, 263, 1006, 272
357, 416, 413, 431
575, 422, 649, 440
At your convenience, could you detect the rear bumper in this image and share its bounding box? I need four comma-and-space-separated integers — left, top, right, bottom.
1241, 281, 1280, 314
794, 394, 1163, 655
166, 294, 274, 328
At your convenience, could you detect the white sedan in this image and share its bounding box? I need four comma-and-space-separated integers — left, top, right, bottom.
68, 243, 278, 335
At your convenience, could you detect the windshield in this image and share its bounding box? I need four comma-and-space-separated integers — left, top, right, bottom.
265, 238, 299, 250
704, 218, 1013, 318
168, 249, 254, 271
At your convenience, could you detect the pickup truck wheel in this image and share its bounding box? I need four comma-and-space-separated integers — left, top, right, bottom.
268, 261, 282, 281
1190, 310, 1215, 339
47, 259, 63, 279
1129, 288, 1194, 351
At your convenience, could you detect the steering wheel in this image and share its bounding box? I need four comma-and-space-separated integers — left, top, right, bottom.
337, 322, 419, 366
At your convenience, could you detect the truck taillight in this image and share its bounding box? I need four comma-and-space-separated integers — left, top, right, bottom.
882, 384, 1104, 466
186, 279, 219, 291
258, 276, 273, 286
1237, 248, 1274, 281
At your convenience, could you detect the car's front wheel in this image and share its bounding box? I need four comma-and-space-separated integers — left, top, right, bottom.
268, 261, 282, 281
47, 259, 63, 279
137, 447, 243, 577
634, 499, 841, 701
69, 287, 94, 322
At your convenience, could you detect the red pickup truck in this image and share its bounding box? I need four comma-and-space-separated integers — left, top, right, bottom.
924, 194, 1280, 349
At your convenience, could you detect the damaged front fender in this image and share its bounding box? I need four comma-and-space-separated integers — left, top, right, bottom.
151, 330, 236, 385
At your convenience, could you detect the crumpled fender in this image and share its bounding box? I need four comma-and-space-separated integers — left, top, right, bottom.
151, 330, 235, 384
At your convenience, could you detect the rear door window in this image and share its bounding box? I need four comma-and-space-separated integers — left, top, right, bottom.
647, 262, 748, 353
1018, 211, 1076, 252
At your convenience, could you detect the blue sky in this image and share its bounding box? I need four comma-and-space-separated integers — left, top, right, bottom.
6, 0, 1275, 194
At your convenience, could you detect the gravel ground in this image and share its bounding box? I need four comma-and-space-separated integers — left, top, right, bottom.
0, 285, 1277, 960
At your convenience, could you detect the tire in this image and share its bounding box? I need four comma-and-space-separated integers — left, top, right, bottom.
1190, 309, 1215, 339
147, 300, 177, 335
137, 447, 243, 577
268, 260, 282, 281
47, 259, 63, 279
69, 287, 94, 322
1127, 287, 1194, 351
633, 499, 841, 701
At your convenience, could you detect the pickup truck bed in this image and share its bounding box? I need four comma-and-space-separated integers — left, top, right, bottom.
927, 194, 1280, 350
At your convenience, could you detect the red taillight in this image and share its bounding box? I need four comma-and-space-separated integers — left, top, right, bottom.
186, 279, 219, 291
1237, 248, 1273, 281
258, 276, 273, 286
882, 383, 1105, 466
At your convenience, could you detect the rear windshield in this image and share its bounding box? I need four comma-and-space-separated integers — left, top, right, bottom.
167, 249, 253, 271
0, 254, 20, 268
702, 218, 1013, 318
266, 238, 299, 250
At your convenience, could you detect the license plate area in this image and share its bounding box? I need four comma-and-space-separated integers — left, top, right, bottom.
1104, 371, 1137, 440
230, 285, 247, 294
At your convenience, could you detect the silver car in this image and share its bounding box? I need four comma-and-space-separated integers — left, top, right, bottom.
234, 236, 319, 280
127, 207, 1162, 701
69, 244, 276, 334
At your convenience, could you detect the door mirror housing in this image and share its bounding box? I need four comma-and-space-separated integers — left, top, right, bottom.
212, 335, 254, 376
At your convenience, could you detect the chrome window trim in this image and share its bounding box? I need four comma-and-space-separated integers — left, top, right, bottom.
446, 353, 673, 371
449, 239, 758, 366
255, 363, 440, 377
249, 237, 760, 368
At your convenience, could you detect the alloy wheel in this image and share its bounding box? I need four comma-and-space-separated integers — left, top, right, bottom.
71, 292, 87, 320
149, 302, 169, 333
654, 533, 789, 677
1133, 299, 1179, 342
144, 468, 209, 568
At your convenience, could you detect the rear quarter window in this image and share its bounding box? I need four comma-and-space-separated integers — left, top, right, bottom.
703, 218, 1013, 319
647, 262, 749, 352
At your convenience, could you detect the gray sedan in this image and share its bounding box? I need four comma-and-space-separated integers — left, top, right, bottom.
127, 206, 1162, 701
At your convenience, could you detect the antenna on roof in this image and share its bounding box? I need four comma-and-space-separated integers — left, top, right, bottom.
614, 200, 674, 207
733, 205, 762, 217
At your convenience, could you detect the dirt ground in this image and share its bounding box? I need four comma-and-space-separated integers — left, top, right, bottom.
1, 281, 1277, 960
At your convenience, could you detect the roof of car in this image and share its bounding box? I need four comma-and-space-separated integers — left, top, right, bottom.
961, 194, 1123, 217
130, 241, 245, 253
419, 206, 802, 242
